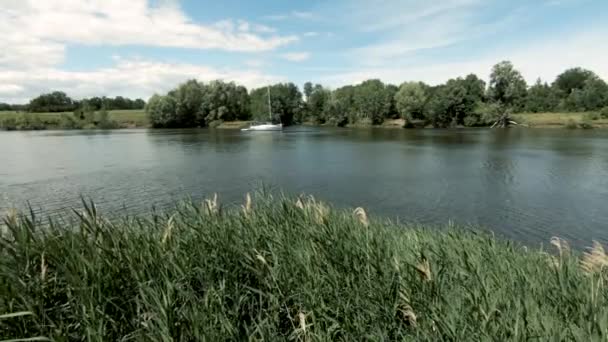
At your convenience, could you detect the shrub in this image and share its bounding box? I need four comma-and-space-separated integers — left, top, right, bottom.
600, 107, 608, 119
578, 120, 594, 129
583, 112, 600, 121
565, 119, 578, 129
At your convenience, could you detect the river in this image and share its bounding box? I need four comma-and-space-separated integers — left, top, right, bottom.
1, 127, 607, 247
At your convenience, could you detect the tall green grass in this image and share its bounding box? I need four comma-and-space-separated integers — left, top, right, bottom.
1, 194, 607, 340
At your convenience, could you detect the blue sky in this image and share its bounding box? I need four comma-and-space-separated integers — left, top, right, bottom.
1, 0, 607, 103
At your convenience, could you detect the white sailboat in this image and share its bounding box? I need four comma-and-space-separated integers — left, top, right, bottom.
242, 86, 283, 131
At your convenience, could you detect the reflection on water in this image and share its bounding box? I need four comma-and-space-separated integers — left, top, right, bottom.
1, 127, 607, 247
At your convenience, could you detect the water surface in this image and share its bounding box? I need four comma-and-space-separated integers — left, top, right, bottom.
1, 127, 607, 247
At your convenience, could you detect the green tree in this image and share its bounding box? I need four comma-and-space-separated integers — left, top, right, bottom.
306, 84, 331, 123
425, 75, 486, 127
324, 85, 355, 126
250, 83, 302, 125
395, 81, 428, 122
525, 78, 557, 113
487, 61, 527, 110
28, 91, 77, 112
553, 67, 597, 99
352, 79, 391, 124
146, 94, 178, 128
199, 81, 250, 124
565, 77, 608, 111
169, 79, 205, 127
303, 82, 313, 102
385, 84, 399, 119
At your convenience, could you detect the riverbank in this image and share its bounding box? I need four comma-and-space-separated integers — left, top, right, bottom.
1, 194, 606, 340
0, 109, 148, 130
512, 112, 608, 128
3, 111, 608, 131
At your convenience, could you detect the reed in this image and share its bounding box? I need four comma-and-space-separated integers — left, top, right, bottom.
0, 193, 607, 340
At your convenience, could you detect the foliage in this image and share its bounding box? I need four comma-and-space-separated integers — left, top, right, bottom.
564, 78, 608, 111
146, 94, 179, 128
1, 194, 608, 340
395, 81, 428, 122
250, 83, 302, 125
600, 107, 608, 119
352, 79, 392, 124
28, 91, 78, 113
425, 75, 486, 127
27, 92, 144, 113
200, 81, 250, 124
305, 84, 331, 123
525, 79, 557, 113
553, 67, 598, 98
487, 61, 527, 111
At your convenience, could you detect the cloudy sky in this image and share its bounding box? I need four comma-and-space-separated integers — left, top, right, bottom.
1, 0, 607, 103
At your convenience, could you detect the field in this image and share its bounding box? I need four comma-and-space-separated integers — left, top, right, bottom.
512, 112, 608, 128
0, 109, 148, 129
1, 193, 607, 340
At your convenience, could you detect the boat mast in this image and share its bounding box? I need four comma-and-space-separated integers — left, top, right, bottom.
267, 86, 272, 122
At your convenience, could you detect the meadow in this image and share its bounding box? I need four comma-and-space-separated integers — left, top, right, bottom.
1, 193, 607, 340
0, 109, 148, 130
512, 111, 608, 128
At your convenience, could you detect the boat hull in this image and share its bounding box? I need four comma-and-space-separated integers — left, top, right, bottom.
241, 123, 283, 131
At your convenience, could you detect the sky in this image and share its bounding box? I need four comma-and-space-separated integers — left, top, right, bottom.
1, 0, 607, 103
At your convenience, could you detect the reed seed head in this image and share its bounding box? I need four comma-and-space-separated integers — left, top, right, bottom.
580, 241, 608, 275
353, 207, 369, 227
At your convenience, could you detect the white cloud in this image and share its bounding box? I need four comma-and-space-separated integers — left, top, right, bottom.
281, 52, 311, 62
0, 59, 284, 103
303, 32, 320, 37
0, 0, 296, 70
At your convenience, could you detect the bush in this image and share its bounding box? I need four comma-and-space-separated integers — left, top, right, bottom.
0, 117, 17, 130
583, 112, 600, 121
579, 120, 594, 129
565, 119, 578, 129
208, 119, 223, 128
58, 113, 84, 129
600, 107, 608, 119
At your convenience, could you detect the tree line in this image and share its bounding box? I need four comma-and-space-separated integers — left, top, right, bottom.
0, 92, 146, 113
146, 61, 608, 128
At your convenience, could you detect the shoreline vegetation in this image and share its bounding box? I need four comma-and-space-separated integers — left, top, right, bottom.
1, 193, 607, 340
2, 61, 608, 131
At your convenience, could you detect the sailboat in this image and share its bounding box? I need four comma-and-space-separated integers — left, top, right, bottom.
241, 86, 283, 131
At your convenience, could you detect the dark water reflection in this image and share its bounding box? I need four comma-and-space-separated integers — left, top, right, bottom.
1, 127, 607, 247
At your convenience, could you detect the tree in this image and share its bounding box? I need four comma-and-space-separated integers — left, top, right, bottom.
525, 79, 557, 113
306, 84, 331, 123
303, 82, 313, 102
28, 91, 77, 112
553, 67, 598, 99
487, 61, 527, 110
199, 81, 250, 124
324, 85, 355, 126
425, 75, 485, 127
385, 84, 399, 119
0, 103, 11, 111
169, 79, 205, 127
250, 83, 303, 125
564, 78, 608, 111
352, 79, 391, 124
395, 82, 428, 122
146, 94, 178, 128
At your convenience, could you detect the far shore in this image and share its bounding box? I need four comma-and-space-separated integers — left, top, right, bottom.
2, 110, 607, 131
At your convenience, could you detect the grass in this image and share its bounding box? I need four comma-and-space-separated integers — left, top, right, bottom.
1, 193, 607, 340
0, 109, 148, 130
512, 112, 608, 128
